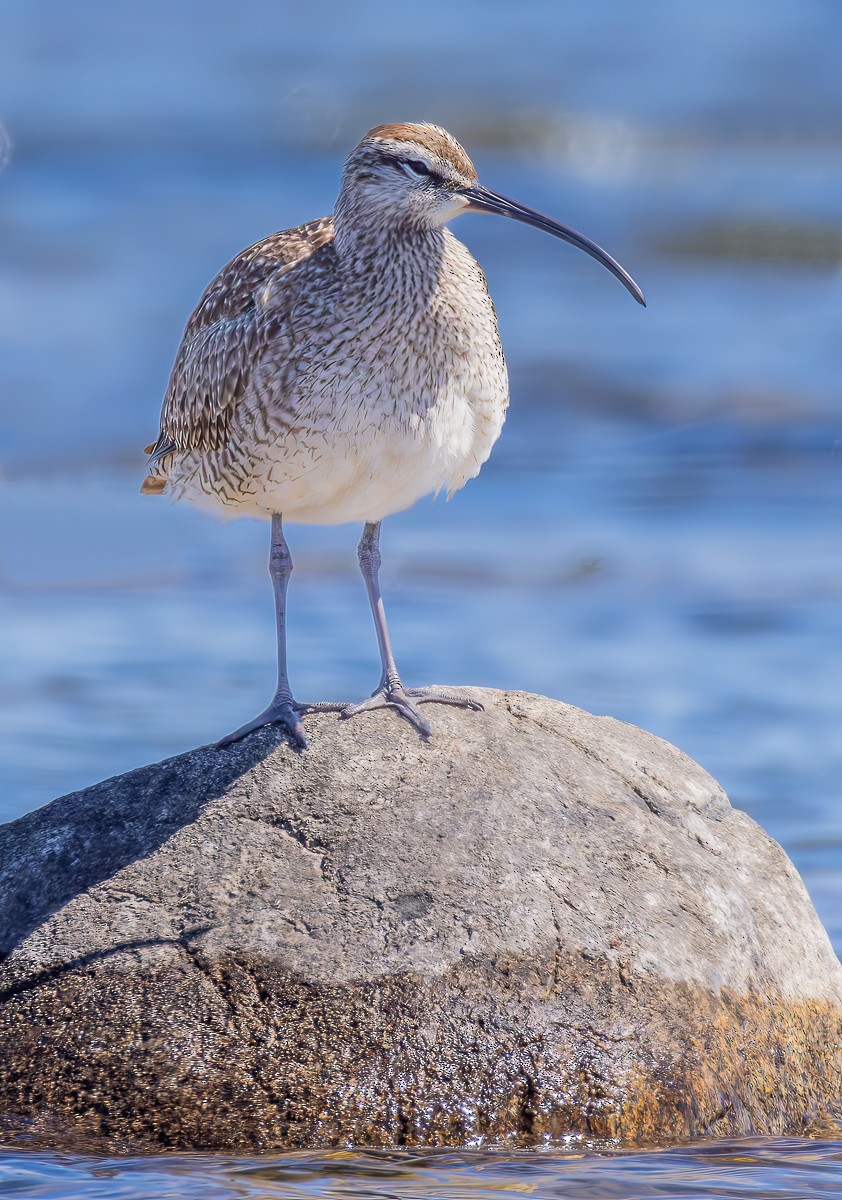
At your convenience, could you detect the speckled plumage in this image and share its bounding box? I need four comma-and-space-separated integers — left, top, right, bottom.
141, 122, 643, 747
142, 124, 508, 525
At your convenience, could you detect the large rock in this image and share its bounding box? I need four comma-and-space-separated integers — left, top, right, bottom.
0, 689, 839, 1151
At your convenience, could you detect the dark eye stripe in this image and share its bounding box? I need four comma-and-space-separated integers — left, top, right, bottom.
397, 158, 446, 185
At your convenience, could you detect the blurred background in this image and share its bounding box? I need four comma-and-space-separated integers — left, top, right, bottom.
1, 1, 840, 945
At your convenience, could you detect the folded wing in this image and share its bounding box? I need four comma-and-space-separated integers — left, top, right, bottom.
141, 217, 334, 494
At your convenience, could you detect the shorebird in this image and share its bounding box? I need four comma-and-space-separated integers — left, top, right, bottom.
142, 122, 644, 748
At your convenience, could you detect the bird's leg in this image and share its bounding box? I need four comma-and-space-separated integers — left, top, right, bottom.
342, 521, 483, 738
218, 513, 311, 749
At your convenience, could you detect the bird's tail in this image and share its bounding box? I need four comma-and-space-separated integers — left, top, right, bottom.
140, 473, 167, 495
140, 441, 170, 494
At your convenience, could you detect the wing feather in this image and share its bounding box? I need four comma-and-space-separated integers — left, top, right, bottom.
142, 217, 334, 485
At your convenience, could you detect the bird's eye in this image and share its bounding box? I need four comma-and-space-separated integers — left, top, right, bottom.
398, 158, 433, 181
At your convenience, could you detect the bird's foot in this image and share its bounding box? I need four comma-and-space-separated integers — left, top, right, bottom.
341, 680, 483, 739
217, 693, 345, 750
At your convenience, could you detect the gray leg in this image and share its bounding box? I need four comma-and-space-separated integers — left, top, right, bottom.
358, 520, 402, 695
342, 521, 483, 737
218, 514, 311, 748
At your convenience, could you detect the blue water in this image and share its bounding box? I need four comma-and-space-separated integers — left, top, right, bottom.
3, 1140, 842, 1199
2, 0, 842, 1193
4, 1142, 842, 1200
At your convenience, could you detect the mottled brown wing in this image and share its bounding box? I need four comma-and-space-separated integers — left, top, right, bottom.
142, 217, 334, 482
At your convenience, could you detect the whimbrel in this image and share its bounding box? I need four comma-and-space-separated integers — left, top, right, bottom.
142, 122, 644, 748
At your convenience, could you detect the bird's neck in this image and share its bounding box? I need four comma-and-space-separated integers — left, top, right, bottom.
333, 200, 446, 299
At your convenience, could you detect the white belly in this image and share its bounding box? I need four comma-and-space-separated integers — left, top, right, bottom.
172, 380, 502, 524
164, 229, 509, 525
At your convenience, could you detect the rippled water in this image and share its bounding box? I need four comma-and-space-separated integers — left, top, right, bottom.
2, 0, 842, 1193
4, 1140, 842, 1199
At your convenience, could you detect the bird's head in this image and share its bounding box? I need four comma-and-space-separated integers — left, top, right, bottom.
336, 121, 645, 306
339, 122, 479, 231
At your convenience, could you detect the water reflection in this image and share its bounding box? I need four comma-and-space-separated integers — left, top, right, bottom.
3, 1138, 842, 1198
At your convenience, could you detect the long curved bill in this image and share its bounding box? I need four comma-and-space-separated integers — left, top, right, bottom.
461, 184, 646, 307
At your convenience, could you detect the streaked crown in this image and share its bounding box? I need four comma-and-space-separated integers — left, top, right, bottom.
361, 123, 477, 183
336, 122, 478, 233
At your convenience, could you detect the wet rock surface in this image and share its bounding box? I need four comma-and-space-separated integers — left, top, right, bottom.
0, 689, 840, 1151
